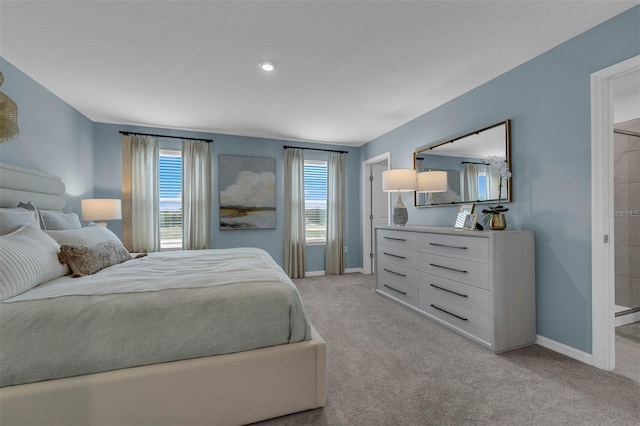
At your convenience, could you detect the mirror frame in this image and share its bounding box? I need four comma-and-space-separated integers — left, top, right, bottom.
413, 120, 511, 207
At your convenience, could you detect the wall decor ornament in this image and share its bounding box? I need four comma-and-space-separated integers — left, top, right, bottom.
0, 71, 20, 143
219, 155, 276, 230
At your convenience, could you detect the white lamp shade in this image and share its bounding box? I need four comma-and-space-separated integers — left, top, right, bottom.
81, 199, 122, 221
382, 169, 417, 192
417, 171, 448, 193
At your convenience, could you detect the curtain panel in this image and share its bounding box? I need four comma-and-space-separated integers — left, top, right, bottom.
284, 148, 306, 278
182, 140, 212, 250
325, 152, 345, 275
122, 135, 160, 253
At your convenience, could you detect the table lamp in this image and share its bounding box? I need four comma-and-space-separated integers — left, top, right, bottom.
382, 169, 417, 226
81, 199, 122, 227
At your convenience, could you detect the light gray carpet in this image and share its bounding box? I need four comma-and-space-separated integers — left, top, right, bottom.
256, 273, 639, 426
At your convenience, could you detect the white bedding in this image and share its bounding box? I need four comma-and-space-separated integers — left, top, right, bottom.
1, 248, 311, 387
6, 247, 290, 302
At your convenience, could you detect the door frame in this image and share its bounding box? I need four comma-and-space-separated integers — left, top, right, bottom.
362, 152, 391, 274
591, 55, 640, 370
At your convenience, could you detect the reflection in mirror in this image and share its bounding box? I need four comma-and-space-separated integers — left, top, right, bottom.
414, 120, 511, 207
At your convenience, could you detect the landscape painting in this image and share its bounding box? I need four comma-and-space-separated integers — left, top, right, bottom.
219, 155, 276, 230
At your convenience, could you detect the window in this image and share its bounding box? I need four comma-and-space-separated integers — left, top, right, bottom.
304, 160, 327, 244
159, 150, 182, 249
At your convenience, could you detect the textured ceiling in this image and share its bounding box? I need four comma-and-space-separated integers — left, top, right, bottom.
0, 1, 637, 146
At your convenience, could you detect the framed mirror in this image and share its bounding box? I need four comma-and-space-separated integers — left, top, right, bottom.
414, 120, 511, 207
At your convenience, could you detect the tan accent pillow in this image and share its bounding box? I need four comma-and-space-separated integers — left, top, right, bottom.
58, 242, 132, 277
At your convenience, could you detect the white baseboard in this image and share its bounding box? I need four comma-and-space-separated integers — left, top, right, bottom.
536, 335, 593, 366
305, 267, 364, 277
616, 310, 640, 327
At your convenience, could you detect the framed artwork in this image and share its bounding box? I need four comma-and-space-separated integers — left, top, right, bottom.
463, 213, 478, 231
454, 203, 475, 228
219, 155, 276, 230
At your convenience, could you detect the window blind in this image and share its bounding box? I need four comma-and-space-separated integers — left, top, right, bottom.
304, 162, 327, 241
159, 151, 182, 249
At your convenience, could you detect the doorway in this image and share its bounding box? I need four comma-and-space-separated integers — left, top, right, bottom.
362, 152, 390, 274
591, 55, 640, 371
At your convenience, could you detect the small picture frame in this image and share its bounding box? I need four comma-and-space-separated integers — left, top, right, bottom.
463, 213, 478, 231
454, 204, 474, 229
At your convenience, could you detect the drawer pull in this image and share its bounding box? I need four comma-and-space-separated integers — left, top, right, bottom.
384, 252, 407, 259
383, 236, 407, 242
430, 263, 467, 274
384, 268, 407, 277
430, 284, 468, 298
429, 242, 467, 250
431, 304, 468, 321
384, 284, 407, 295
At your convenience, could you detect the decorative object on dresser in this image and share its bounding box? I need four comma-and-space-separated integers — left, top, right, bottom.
462, 214, 478, 230
481, 205, 509, 230
454, 203, 475, 229
81, 199, 122, 227
382, 168, 417, 226
416, 170, 447, 205
375, 226, 535, 353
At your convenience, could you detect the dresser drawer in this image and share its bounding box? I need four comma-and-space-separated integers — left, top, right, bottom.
418, 272, 490, 316
377, 260, 418, 289
418, 233, 488, 263
377, 246, 418, 269
419, 292, 491, 344
377, 229, 418, 251
418, 253, 489, 290
377, 279, 419, 307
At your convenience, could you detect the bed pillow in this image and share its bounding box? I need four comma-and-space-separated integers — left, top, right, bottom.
58, 241, 132, 277
17, 201, 46, 230
0, 207, 41, 236
44, 223, 123, 247
40, 210, 82, 230
0, 224, 70, 301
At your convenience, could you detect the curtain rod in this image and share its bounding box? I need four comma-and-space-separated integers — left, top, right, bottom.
283, 145, 348, 154
461, 161, 488, 165
119, 131, 213, 143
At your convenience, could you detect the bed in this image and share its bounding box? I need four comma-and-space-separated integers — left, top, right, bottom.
0, 162, 327, 425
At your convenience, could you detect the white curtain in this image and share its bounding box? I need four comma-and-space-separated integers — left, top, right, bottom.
325, 152, 345, 275
462, 164, 479, 201
284, 148, 306, 278
486, 164, 501, 201
182, 140, 212, 250
122, 135, 160, 253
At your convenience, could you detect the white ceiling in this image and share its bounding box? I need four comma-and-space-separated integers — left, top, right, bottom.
1, 1, 637, 146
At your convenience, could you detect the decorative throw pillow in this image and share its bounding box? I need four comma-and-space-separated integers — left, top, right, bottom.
45, 224, 122, 247
0, 207, 40, 236
58, 242, 132, 277
0, 224, 70, 300
40, 210, 82, 230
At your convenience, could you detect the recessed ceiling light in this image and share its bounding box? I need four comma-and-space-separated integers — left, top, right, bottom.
259, 60, 276, 72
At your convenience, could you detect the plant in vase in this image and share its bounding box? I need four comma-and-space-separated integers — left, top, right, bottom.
481, 156, 512, 230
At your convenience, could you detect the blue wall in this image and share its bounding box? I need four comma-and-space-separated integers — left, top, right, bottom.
93, 123, 361, 272
360, 6, 640, 353
0, 58, 94, 212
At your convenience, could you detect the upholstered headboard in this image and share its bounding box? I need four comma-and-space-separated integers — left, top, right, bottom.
0, 163, 66, 210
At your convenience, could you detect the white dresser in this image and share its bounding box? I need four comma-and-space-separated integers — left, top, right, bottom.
375, 226, 535, 353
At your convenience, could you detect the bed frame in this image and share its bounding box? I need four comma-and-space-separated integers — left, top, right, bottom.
1, 327, 326, 425
0, 163, 327, 425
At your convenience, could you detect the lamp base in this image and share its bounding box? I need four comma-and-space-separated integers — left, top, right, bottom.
392, 193, 409, 226
95, 221, 108, 227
